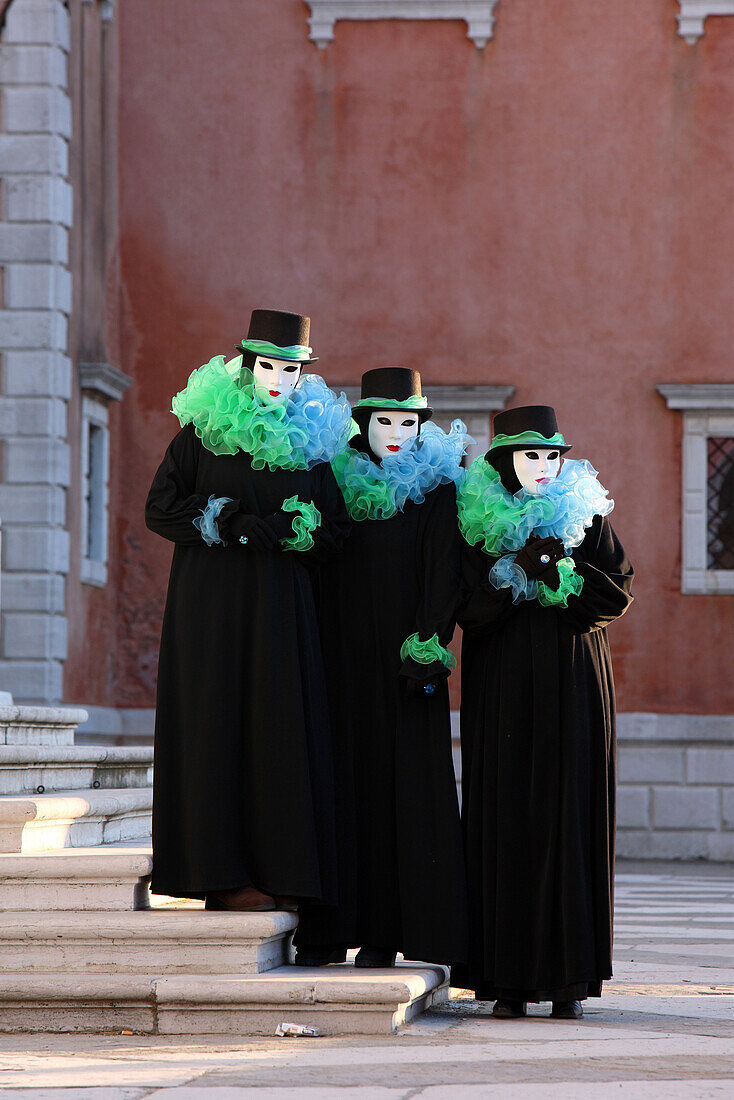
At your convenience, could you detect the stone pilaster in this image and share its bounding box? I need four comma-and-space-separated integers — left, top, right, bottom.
0, 0, 72, 702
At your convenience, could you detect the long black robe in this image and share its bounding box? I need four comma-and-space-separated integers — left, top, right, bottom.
456, 513, 633, 1001
145, 423, 349, 901
295, 480, 469, 965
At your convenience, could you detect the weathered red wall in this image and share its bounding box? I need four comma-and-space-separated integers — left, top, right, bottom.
64, 0, 734, 713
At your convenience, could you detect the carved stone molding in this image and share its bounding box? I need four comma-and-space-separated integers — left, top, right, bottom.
306, 1, 499, 49
677, 1, 734, 43
657, 383, 734, 410
79, 362, 132, 402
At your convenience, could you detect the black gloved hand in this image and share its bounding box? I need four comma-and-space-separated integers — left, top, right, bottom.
403, 676, 440, 700
263, 510, 296, 543
227, 512, 278, 551
513, 535, 565, 584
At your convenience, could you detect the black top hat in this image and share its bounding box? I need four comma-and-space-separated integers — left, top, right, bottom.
352, 367, 433, 422
487, 405, 571, 455
237, 309, 318, 364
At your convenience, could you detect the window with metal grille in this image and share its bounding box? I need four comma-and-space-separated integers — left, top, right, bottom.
708, 437, 734, 570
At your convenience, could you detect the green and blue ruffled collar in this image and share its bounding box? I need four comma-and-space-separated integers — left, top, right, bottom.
332, 420, 471, 522
172, 355, 352, 471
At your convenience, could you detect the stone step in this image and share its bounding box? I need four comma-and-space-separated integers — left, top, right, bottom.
0, 705, 88, 747
0, 787, 152, 852
0, 910, 297, 974
0, 847, 153, 910
0, 963, 448, 1035
0, 745, 153, 795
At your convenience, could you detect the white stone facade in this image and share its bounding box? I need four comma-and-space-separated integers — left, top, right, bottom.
0, 0, 73, 703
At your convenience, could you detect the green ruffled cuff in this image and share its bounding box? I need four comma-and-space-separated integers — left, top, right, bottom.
280, 496, 321, 552
399, 632, 457, 671
537, 557, 584, 608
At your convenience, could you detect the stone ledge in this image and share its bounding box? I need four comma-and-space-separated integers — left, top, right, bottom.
0, 845, 151, 910
0, 704, 87, 747
306, 1, 499, 49
618, 713, 734, 744
616, 829, 734, 862
78, 362, 132, 402
0, 963, 447, 1035
0, 744, 153, 795
0, 704, 87, 725
0, 910, 297, 974
155, 963, 448, 1035
0, 787, 152, 852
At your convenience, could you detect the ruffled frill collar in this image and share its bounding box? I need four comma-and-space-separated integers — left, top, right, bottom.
171, 356, 352, 471
332, 420, 472, 522
457, 457, 614, 557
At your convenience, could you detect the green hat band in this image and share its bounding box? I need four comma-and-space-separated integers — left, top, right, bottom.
489, 430, 566, 451
354, 396, 428, 412
240, 339, 313, 362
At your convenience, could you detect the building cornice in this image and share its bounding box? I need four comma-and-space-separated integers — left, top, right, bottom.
79, 362, 132, 402
657, 384, 734, 411
677, 2, 734, 43
306, 1, 498, 49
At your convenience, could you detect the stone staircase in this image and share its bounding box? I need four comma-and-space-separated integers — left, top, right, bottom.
0, 704, 447, 1034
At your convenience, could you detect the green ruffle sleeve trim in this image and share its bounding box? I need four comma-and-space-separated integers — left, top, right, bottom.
537, 557, 584, 608
399, 632, 457, 670
172, 356, 308, 470
280, 496, 321, 552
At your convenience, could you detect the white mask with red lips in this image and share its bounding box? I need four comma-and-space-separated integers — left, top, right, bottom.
512, 447, 562, 495
252, 355, 302, 403
367, 410, 420, 459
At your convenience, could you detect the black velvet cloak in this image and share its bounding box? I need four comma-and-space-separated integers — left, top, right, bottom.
145, 423, 349, 901
295, 476, 469, 965
456, 513, 633, 1001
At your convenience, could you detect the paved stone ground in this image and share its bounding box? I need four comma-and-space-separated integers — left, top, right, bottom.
0, 862, 733, 1098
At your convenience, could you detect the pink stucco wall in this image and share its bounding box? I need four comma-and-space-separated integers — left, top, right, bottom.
64, 0, 734, 714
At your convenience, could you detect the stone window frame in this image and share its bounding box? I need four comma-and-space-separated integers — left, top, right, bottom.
677, 2, 734, 43
306, 1, 499, 49
78, 363, 131, 588
658, 384, 734, 595
79, 393, 110, 588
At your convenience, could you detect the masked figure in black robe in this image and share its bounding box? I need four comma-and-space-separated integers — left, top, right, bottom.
294, 367, 470, 969
145, 309, 351, 910
455, 405, 634, 1018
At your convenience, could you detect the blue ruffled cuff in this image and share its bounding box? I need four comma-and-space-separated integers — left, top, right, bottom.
193, 495, 234, 546
488, 553, 539, 604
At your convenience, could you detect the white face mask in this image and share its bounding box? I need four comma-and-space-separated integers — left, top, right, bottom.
252, 356, 302, 403
512, 447, 562, 494
367, 410, 420, 459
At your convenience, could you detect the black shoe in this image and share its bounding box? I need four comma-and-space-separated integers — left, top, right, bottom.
492, 999, 527, 1018
292, 946, 347, 967
355, 946, 398, 968
551, 999, 584, 1019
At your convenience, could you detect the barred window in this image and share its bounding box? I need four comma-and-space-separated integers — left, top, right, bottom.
658, 385, 734, 594
708, 438, 734, 570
